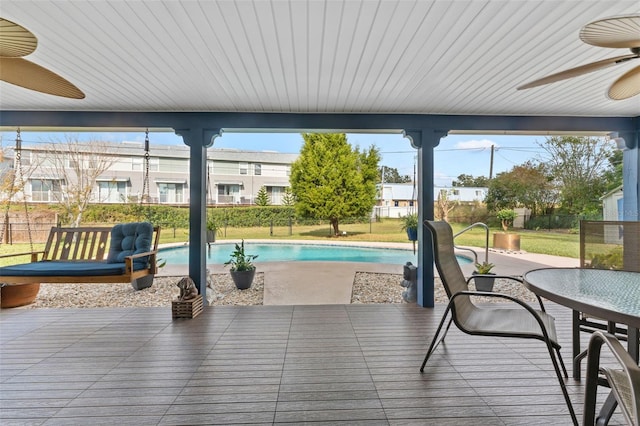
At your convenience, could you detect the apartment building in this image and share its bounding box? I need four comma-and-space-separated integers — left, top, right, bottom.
4, 141, 298, 206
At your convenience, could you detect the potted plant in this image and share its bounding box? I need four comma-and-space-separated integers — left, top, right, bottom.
206, 215, 221, 244
472, 261, 496, 292
224, 239, 258, 290
401, 213, 418, 241
493, 209, 520, 251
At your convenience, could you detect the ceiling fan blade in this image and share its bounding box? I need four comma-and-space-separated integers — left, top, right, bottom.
0, 18, 37, 57
608, 65, 640, 100
580, 14, 640, 49
0, 57, 85, 99
517, 54, 637, 90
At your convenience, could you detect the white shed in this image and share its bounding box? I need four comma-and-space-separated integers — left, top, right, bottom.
601, 185, 623, 221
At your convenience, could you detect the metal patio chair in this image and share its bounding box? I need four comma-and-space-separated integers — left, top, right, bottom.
584, 331, 640, 426
421, 220, 578, 425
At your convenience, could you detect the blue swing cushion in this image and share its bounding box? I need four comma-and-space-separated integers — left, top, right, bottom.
106, 222, 153, 270
0, 260, 129, 277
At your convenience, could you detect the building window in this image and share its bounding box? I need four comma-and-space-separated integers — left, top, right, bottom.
132, 158, 143, 171
254, 164, 262, 176
98, 181, 128, 203
394, 201, 399, 207
286, 165, 291, 176
239, 162, 248, 175
31, 179, 62, 202
270, 186, 284, 204
158, 183, 184, 203
217, 184, 240, 204
409, 201, 414, 207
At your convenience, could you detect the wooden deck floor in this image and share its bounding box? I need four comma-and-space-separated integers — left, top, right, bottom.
0, 303, 627, 425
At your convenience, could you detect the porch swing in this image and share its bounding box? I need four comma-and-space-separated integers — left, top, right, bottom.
0, 129, 161, 294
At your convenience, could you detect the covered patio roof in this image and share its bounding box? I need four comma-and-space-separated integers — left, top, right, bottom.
1, 1, 638, 307
1, 0, 639, 116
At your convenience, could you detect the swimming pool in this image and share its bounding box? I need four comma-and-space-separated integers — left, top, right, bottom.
160, 242, 472, 265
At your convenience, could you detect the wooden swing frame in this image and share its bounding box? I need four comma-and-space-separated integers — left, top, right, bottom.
0, 225, 161, 288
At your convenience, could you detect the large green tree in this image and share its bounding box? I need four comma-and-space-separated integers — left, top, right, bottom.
290, 133, 380, 235
539, 136, 613, 215
485, 161, 556, 215
602, 149, 623, 192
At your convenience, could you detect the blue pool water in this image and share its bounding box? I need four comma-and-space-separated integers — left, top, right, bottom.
160, 243, 472, 265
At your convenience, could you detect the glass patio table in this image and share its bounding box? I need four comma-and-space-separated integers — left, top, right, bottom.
524, 268, 640, 424
523, 268, 640, 328
524, 267, 640, 368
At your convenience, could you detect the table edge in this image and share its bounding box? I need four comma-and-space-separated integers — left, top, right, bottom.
523, 267, 640, 330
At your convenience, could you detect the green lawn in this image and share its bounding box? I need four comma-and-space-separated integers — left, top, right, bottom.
450, 225, 579, 258
1, 219, 580, 268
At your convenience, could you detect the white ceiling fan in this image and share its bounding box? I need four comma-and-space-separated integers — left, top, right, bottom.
518, 14, 640, 100
0, 17, 85, 99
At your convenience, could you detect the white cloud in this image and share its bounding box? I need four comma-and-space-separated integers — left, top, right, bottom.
455, 139, 498, 150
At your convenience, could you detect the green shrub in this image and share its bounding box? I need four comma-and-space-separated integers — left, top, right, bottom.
496, 209, 517, 231
81, 204, 189, 228
588, 246, 623, 270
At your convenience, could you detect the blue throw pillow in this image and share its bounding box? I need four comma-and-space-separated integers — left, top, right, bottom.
106, 222, 153, 269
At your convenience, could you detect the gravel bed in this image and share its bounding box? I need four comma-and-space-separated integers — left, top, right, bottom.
21, 272, 538, 309
352, 273, 540, 304
25, 273, 264, 309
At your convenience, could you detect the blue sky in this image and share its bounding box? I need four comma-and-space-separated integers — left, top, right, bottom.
1, 130, 549, 186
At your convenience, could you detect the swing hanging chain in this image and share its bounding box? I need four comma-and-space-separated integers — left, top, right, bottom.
141, 129, 151, 204
0, 141, 17, 245
1, 128, 34, 250
16, 129, 34, 250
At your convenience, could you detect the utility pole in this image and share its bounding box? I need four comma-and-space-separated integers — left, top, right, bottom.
489, 144, 495, 179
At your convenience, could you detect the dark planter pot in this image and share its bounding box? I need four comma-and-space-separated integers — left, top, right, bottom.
206, 230, 216, 244
230, 269, 256, 290
406, 228, 418, 241
1, 283, 40, 308
472, 272, 496, 292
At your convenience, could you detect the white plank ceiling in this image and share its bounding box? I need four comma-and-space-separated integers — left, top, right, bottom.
1, 0, 638, 116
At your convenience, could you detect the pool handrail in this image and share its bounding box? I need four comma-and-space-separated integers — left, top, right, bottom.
452, 222, 489, 265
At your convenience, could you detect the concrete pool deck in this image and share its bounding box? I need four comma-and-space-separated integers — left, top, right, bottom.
158, 240, 579, 305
